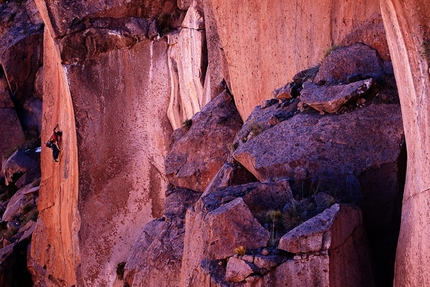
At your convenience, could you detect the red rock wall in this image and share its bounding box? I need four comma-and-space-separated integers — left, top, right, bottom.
207, 0, 382, 120
381, 1, 430, 286
27, 0, 430, 285
31, 0, 173, 286
30, 1, 80, 285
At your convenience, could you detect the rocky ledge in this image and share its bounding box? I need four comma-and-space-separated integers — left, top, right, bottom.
123, 42, 404, 286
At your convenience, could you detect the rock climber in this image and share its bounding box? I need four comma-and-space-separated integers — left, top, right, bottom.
46, 124, 63, 162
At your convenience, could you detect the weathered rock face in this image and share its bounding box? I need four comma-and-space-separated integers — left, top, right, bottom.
207, 0, 383, 120
40, 0, 178, 38
31, 1, 174, 286
9, 0, 428, 286
0, 0, 43, 138
167, 5, 208, 129
180, 178, 292, 286
381, 1, 430, 286
165, 90, 242, 192
124, 187, 200, 287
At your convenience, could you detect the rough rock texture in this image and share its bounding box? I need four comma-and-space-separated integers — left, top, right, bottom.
167, 4, 209, 129
7, 0, 428, 286
300, 79, 375, 114
278, 204, 361, 253
1, 149, 39, 186
2, 185, 38, 223
381, 1, 430, 286
207, 197, 269, 260
124, 187, 200, 287
39, 0, 178, 38
225, 256, 257, 283
180, 178, 292, 286
0, 0, 43, 137
207, 0, 383, 119
31, 1, 173, 286
165, 90, 242, 192
0, 106, 25, 160
314, 43, 384, 84
233, 104, 403, 192
0, 71, 25, 159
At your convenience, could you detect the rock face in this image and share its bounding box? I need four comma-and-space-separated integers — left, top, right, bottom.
381, 1, 430, 286
208, 0, 383, 120
167, 5, 209, 129
165, 90, 243, 192
0, 0, 425, 286
124, 187, 200, 287
31, 1, 174, 286
0, 0, 43, 138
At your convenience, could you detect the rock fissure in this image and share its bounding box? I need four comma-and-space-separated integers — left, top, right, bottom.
402, 186, 430, 203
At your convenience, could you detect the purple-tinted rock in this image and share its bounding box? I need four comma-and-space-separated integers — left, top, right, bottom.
314, 43, 383, 84
300, 79, 375, 114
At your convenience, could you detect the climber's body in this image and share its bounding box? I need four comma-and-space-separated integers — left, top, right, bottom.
46, 124, 63, 162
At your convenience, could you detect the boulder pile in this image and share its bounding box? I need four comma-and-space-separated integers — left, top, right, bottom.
124, 43, 404, 286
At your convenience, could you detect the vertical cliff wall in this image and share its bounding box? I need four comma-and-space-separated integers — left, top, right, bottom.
26, 0, 430, 285
31, 0, 174, 286
381, 1, 430, 286
30, 1, 80, 285
207, 0, 382, 119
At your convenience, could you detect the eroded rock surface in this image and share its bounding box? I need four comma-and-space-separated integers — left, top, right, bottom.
165, 90, 243, 192
124, 187, 200, 287
278, 204, 361, 253
300, 79, 375, 114
314, 43, 384, 84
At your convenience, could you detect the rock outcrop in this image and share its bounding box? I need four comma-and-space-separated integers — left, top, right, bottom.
165, 90, 242, 192
0, 0, 43, 138
0, 147, 40, 287
124, 187, 200, 287
207, 0, 383, 120
381, 1, 430, 286
0, 0, 427, 286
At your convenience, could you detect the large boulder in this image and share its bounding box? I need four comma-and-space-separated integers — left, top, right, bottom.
233, 103, 403, 197
314, 43, 384, 84
165, 90, 243, 192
